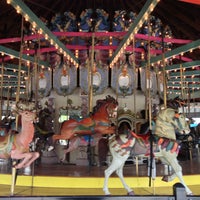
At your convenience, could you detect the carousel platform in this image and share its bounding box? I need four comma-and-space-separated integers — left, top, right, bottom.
0, 153, 200, 199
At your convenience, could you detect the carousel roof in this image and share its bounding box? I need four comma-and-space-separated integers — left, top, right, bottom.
0, 0, 199, 101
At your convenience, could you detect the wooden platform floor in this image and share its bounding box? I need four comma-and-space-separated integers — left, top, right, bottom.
0, 151, 200, 197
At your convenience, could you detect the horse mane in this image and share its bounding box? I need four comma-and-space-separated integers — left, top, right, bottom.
160, 96, 186, 110
92, 95, 118, 115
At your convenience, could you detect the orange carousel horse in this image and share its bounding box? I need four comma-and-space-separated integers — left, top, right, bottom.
53, 95, 118, 142
0, 101, 39, 169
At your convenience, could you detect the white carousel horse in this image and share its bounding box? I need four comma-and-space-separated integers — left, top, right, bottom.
103, 110, 192, 196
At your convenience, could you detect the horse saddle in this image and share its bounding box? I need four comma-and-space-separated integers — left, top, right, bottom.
0, 133, 14, 152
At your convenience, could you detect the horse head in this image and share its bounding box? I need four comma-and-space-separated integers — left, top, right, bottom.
105, 95, 118, 119
92, 95, 118, 122
174, 113, 190, 135
13, 101, 37, 123
167, 96, 187, 110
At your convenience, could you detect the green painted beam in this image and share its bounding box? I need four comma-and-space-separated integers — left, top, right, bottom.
141, 39, 200, 66
167, 89, 199, 96
166, 60, 200, 71
168, 77, 200, 83
1, 84, 26, 88
167, 83, 199, 89
3, 81, 20, 84
110, 0, 159, 65
4, 63, 28, 72
1, 88, 26, 96
10, 0, 78, 65
0, 45, 49, 67
169, 70, 200, 77
0, 70, 25, 77
1, 77, 25, 82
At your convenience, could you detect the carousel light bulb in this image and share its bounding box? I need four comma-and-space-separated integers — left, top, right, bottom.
150, 5, 154, 12
24, 15, 29, 21
6, 0, 11, 4
59, 48, 63, 54
32, 22, 36, 29
38, 29, 43, 34
16, 6, 21, 14
44, 34, 48, 40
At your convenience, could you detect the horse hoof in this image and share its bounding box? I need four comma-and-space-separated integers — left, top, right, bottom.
162, 175, 169, 182
47, 146, 54, 151
59, 160, 64, 165
127, 191, 134, 196
59, 160, 69, 165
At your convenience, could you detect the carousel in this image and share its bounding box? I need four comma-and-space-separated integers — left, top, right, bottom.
0, 0, 200, 199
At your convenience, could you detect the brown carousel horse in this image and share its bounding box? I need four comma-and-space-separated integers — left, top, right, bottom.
53, 95, 118, 142
0, 101, 39, 169
103, 98, 193, 196
52, 95, 118, 162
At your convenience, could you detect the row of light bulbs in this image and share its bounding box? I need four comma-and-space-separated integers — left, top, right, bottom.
110, 0, 160, 67
6, 0, 79, 68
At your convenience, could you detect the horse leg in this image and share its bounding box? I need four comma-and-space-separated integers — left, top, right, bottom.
116, 163, 134, 195
103, 158, 122, 195
161, 153, 193, 195
11, 152, 40, 169
22, 152, 40, 168
61, 138, 80, 162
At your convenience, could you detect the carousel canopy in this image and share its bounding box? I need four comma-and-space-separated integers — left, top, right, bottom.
0, 0, 199, 101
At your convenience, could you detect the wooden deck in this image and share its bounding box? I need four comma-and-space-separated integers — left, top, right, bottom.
0, 146, 200, 197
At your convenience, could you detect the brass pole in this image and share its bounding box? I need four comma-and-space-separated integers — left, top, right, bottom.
26, 63, 31, 100
147, 19, 152, 127
179, 55, 185, 100
179, 55, 186, 114
6, 88, 10, 117
132, 35, 137, 131
161, 28, 167, 109
0, 57, 4, 121
11, 15, 24, 196
88, 33, 95, 113
34, 43, 39, 104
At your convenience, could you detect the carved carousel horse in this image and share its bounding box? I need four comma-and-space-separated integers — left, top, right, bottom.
0, 101, 39, 169
103, 111, 192, 196
53, 95, 118, 141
